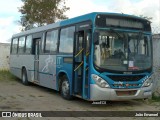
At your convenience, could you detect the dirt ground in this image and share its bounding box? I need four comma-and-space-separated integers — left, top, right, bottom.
0, 76, 160, 120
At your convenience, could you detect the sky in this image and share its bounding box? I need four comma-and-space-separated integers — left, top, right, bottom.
0, 0, 160, 43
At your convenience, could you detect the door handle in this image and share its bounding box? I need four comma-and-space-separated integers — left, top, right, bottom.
74, 61, 83, 71
75, 48, 84, 58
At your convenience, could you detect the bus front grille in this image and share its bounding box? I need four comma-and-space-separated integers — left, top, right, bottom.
112, 83, 141, 89
108, 75, 145, 82
116, 90, 137, 96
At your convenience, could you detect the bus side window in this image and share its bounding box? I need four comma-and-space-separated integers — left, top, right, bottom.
11, 38, 18, 54
18, 36, 25, 54
41, 33, 45, 53
25, 35, 32, 54
44, 30, 58, 53
86, 34, 90, 55
45, 31, 52, 53
59, 26, 75, 53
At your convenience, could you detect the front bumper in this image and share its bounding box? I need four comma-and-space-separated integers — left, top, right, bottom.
90, 84, 153, 101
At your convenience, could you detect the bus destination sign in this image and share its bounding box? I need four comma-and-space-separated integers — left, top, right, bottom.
105, 18, 143, 29
95, 14, 150, 30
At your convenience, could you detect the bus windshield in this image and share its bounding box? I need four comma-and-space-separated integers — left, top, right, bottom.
94, 29, 152, 72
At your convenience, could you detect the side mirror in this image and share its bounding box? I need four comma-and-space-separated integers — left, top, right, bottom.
94, 32, 99, 44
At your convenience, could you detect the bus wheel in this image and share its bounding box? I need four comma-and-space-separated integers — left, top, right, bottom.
60, 76, 72, 100
22, 69, 29, 85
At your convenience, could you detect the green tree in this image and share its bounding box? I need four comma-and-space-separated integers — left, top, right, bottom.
19, 0, 69, 30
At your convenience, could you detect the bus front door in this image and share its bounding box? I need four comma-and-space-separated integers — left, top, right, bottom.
34, 39, 40, 82
73, 30, 91, 99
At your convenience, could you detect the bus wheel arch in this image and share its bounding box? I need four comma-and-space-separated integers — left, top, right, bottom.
58, 72, 72, 100
58, 72, 65, 91
21, 67, 29, 85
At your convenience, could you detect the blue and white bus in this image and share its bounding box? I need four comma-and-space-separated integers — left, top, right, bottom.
10, 12, 153, 101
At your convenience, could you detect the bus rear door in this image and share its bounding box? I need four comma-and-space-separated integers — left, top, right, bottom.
33, 38, 41, 83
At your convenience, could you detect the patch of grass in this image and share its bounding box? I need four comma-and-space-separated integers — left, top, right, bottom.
0, 70, 18, 81
0, 96, 7, 102
38, 95, 44, 97
29, 94, 36, 97
10, 96, 16, 99
146, 93, 160, 105
151, 93, 160, 102
17, 94, 24, 97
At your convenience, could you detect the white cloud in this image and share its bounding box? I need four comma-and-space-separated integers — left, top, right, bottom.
0, 16, 21, 43
65, 0, 160, 28
65, 0, 109, 18
0, 0, 22, 43
112, 0, 160, 27
0, 0, 22, 14
0, 0, 159, 43
110, 0, 160, 31
136, 0, 160, 27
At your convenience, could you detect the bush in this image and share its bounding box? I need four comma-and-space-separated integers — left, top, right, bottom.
152, 93, 160, 102
0, 70, 17, 81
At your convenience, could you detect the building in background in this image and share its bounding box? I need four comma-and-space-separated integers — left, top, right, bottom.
153, 34, 160, 67
0, 43, 10, 70
152, 33, 160, 96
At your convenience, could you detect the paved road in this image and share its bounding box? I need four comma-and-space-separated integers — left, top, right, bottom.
0, 78, 159, 120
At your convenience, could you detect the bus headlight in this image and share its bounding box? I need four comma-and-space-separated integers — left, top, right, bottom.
142, 76, 153, 87
91, 74, 110, 88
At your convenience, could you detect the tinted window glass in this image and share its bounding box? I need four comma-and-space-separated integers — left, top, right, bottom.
45, 30, 58, 53
11, 38, 18, 54
59, 26, 75, 53
25, 35, 32, 54
18, 37, 25, 53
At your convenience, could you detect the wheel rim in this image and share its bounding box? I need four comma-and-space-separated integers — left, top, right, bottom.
62, 80, 69, 96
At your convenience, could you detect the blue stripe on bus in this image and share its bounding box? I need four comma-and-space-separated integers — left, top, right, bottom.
29, 70, 53, 76
28, 70, 35, 71
10, 67, 21, 70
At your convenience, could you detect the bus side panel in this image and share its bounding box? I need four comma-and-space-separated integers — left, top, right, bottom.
10, 55, 34, 80
56, 55, 73, 91
38, 55, 57, 90
10, 55, 21, 78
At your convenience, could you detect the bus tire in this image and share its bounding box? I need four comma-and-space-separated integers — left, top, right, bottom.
22, 69, 29, 85
60, 76, 72, 100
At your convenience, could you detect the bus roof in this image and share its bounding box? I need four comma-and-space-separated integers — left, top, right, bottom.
12, 12, 148, 38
